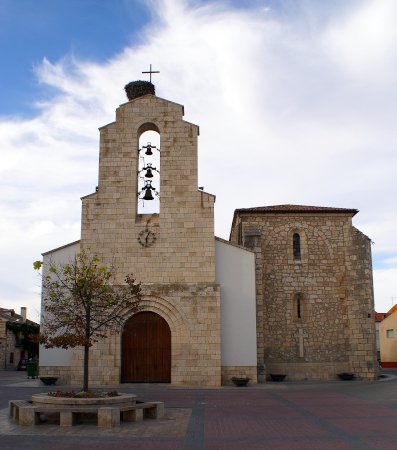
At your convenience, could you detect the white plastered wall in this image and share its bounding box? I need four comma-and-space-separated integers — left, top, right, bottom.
39, 241, 80, 367
215, 239, 257, 366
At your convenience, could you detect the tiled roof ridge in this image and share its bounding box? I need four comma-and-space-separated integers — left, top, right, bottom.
235, 204, 358, 215
375, 311, 389, 322
0, 308, 38, 326
387, 304, 397, 315
0, 308, 23, 321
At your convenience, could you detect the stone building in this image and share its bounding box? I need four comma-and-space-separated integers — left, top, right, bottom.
0, 307, 39, 369
39, 81, 378, 385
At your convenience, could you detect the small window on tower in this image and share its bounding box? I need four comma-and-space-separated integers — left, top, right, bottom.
293, 233, 301, 260
387, 329, 395, 338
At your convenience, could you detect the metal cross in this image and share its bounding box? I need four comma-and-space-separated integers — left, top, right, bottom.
142, 64, 160, 83
294, 328, 308, 358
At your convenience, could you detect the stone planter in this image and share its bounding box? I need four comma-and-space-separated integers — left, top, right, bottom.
40, 377, 58, 386
270, 374, 287, 382
231, 377, 250, 387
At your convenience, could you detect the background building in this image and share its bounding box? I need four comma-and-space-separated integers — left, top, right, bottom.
0, 307, 39, 370
379, 305, 397, 367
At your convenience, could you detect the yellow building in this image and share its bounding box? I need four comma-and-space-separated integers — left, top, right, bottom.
380, 306, 397, 368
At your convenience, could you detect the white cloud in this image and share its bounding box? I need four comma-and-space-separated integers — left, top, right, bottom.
0, 0, 396, 316
373, 268, 397, 312
383, 257, 397, 266
322, 0, 397, 82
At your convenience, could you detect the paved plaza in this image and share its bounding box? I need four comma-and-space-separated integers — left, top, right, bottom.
1, 370, 397, 449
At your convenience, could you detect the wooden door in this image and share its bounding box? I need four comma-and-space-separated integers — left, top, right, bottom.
121, 311, 171, 382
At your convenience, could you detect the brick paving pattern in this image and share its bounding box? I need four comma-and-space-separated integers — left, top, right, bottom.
1, 371, 397, 449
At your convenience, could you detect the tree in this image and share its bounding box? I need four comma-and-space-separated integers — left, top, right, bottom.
34, 250, 142, 391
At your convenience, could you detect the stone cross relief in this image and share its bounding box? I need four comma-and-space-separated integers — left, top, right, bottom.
295, 328, 308, 358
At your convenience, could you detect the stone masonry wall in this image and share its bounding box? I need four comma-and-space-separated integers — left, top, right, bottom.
230, 212, 378, 381
81, 95, 216, 285
40, 286, 222, 387
38, 366, 72, 385
64, 285, 221, 387
0, 321, 24, 370
345, 227, 378, 379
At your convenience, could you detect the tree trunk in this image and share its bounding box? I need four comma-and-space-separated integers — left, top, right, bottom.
83, 310, 91, 392
83, 344, 89, 391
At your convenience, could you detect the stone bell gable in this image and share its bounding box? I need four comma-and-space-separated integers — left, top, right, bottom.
230, 204, 378, 380
81, 88, 216, 285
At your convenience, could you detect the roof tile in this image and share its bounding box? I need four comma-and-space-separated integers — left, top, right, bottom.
234, 204, 358, 215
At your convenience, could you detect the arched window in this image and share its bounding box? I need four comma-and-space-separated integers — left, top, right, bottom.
293, 233, 301, 260
137, 126, 160, 214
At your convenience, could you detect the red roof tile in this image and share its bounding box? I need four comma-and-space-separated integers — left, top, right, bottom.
387, 304, 397, 315
234, 204, 358, 216
375, 312, 389, 322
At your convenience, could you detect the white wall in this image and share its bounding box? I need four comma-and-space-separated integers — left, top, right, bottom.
39, 345, 73, 366
215, 239, 257, 366
39, 241, 80, 367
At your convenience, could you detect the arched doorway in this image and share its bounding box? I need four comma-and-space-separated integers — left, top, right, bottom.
121, 311, 171, 382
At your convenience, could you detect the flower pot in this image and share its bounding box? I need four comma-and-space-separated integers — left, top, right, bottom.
40, 377, 58, 386
270, 374, 286, 382
337, 373, 354, 381
231, 377, 250, 386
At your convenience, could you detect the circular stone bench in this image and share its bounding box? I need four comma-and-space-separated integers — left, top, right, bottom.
10, 393, 164, 428
31, 392, 136, 406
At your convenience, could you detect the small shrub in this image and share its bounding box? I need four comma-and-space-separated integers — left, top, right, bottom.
48, 390, 119, 398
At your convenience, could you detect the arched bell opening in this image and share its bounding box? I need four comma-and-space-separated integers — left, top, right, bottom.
137, 124, 160, 214
121, 311, 171, 383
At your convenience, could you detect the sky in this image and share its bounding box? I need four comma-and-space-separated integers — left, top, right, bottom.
0, 0, 396, 321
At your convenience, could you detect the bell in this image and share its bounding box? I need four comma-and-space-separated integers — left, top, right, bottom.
143, 188, 154, 201
142, 163, 156, 178
145, 168, 154, 178
143, 163, 155, 178
143, 142, 155, 155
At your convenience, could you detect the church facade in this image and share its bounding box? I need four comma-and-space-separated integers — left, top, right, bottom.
39, 81, 378, 385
